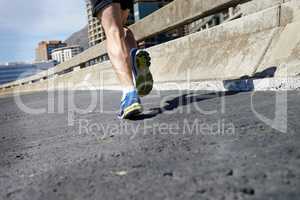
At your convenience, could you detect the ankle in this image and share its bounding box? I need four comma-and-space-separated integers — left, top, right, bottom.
121, 86, 136, 101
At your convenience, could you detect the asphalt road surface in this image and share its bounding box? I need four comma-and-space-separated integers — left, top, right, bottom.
0, 90, 299, 200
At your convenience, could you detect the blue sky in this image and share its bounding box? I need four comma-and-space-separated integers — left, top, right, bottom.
0, 0, 87, 63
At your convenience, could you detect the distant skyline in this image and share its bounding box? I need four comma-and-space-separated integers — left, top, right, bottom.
0, 0, 87, 63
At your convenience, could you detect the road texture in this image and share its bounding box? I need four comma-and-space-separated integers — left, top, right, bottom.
0, 90, 300, 200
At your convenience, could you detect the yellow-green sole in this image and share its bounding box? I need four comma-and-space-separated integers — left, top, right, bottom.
122, 103, 143, 119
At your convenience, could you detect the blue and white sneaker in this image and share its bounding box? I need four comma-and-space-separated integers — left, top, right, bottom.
130, 48, 153, 97
118, 90, 143, 119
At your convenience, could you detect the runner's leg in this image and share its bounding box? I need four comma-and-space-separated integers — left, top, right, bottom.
121, 9, 138, 50
120, 8, 153, 97
97, 3, 134, 89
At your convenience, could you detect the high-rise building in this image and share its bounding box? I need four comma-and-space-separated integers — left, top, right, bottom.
133, 0, 174, 48
86, 0, 106, 47
133, 0, 173, 21
51, 46, 83, 64
35, 41, 67, 62
85, 0, 172, 48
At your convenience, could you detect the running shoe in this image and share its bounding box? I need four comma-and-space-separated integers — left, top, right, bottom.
118, 90, 143, 119
130, 48, 153, 97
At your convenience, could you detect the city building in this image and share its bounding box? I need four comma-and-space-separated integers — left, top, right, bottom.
133, 0, 174, 48
0, 61, 55, 85
35, 41, 67, 62
133, 0, 173, 21
85, 0, 172, 47
86, 0, 106, 47
51, 46, 83, 64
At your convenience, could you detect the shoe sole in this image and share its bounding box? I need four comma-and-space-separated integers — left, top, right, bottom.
120, 103, 143, 119
132, 49, 154, 97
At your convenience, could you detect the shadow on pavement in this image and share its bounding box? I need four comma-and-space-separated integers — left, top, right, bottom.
223, 66, 277, 91
132, 67, 277, 121
132, 91, 239, 120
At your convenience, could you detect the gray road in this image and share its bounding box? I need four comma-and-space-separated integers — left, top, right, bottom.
0, 90, 299, 200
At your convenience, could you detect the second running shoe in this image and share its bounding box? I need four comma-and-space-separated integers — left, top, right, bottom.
130, 48, 153, 97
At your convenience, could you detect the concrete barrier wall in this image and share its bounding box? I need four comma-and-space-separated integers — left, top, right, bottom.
0, 62, 119, 96
147, 6, 280, 82
256, 0, 300, 77
239, 0, 282, 15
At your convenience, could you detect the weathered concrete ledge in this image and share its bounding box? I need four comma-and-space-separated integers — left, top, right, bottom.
256, 1, 300, 77
147, 6, 281, 82
152, 77, 300, 91
131, 0, 246, 41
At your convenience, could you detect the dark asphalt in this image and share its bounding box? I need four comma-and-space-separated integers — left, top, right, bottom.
0, 90, 300, 200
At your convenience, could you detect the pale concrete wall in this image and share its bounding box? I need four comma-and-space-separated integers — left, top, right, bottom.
147, 6, 280, 81
256, 0, 300, 77
238, 0, 282, 15
0, 62, 119, 96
